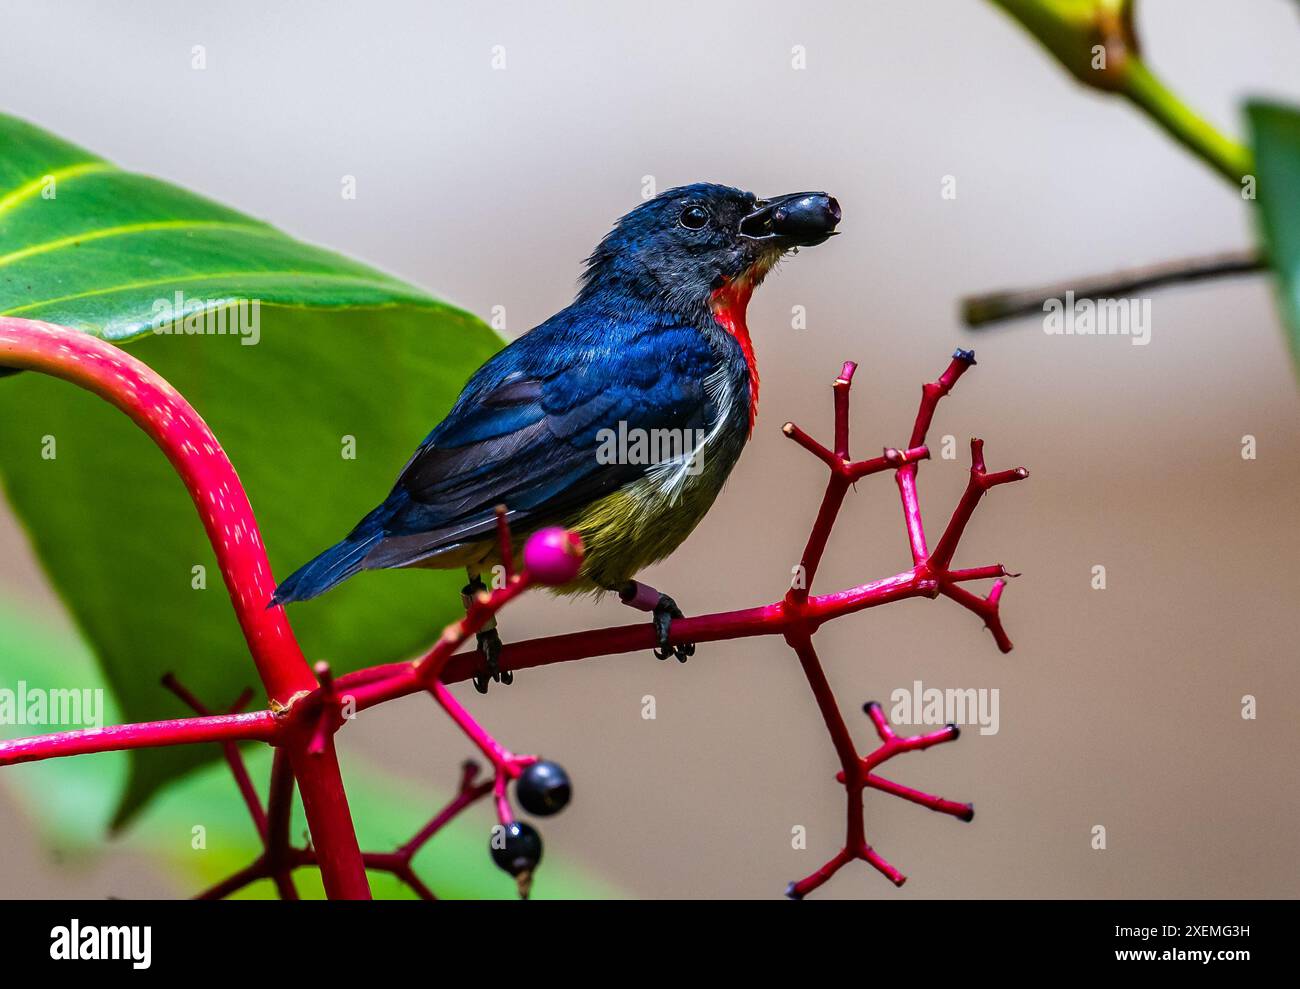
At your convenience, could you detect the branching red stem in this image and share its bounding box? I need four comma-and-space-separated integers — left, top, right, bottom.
162, 675, 267, 840
0, 316, 1027, 899
0, 317, 370, 899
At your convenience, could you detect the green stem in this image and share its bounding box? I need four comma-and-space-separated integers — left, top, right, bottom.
1121, 57, 1253, 186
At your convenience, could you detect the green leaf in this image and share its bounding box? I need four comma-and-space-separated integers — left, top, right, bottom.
0, 601, 621, 899
0, 116, 432, 338
1248, 101, 1300, 369
0, 113, 503, 823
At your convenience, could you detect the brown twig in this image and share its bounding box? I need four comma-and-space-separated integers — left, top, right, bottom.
962, 249, 1265, 328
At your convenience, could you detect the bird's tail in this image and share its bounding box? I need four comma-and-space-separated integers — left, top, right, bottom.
269, 533, 381, 607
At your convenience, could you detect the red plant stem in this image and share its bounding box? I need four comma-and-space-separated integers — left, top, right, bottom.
787, 632, 860, 772
786, 633, 905, 889
307, 660, 341, 758
948, 564, 1011, 582
203, 762, 497, 901
197, 850, 442, 901
398, 762, 494, 858
0, 319, 315, 702
444, 576, 533, 654
430, 683, 509, 767
941, 580, 1013, 653
896, 352, 975, 564
896, 468, 929, 564
491, 774, 512, 825
930, 439, 1028, 571
0, 325, 1025, 899
347, 569, 539, 832
849, 445, 929, 482
426, 682, 536, 825
846, 704, 972, 819
161, 675, 268, 841
0, 317, 371, 899
0, 711, 277, 767
340, 565, 946, 711
790, 848, 853, 898
299, 850, 438, 898
789, 477, 851, 606
7, 556, 982, 763
779, 351, 1018, 895
866, 772, 972, 818
910, 352, 973, 449
832, 361, 855, 460
284, 354, 1021, 896
282, 737, 367, 899
781, 361, 934, 608
195, 859, 268, 901
266, 748, 300, 900
787, 635, 865, 859
222, 740, 267, 841
782, 421, 840, 472
398, 868, 438, 901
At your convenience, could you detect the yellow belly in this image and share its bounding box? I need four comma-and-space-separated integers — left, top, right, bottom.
556, 468, 725, 592
431, 466, 728, 594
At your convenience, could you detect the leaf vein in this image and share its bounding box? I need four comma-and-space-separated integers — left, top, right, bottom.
0, 161, 117, 216
1, 270, 432, 316
0, 219, 286, 268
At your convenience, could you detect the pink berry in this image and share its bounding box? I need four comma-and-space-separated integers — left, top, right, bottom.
523, 528, 585, 585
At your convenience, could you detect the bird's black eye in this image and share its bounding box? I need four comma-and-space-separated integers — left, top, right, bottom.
679, 205, 709, 230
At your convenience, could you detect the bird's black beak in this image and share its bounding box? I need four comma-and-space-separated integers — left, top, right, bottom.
739, 191, 841, 248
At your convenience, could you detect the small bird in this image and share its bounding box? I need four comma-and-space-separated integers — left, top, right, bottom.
271, 183, 840, 690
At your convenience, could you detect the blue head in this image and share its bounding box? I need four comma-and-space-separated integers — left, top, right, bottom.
579, 183, 840, 320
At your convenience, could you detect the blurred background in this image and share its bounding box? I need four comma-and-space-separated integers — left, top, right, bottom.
0, 0, 1297, 898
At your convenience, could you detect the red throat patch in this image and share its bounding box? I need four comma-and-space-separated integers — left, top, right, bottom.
709, 276, 760, 432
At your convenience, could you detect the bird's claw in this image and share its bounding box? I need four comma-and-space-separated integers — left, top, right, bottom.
464, 576, 511, 693
472, 627, 509, 693
652, 594, 694, 663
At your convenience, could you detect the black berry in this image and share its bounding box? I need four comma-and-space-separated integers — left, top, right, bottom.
516, 760, 572, 816
490, 821, 542, 876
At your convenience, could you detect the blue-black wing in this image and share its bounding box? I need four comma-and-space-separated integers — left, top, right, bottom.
355, 311, 718, 568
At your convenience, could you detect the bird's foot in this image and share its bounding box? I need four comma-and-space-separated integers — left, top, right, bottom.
618, 581, 695, 663
472, 627, 511, 694
464, 577, 512, 694
652, 595, 694, 662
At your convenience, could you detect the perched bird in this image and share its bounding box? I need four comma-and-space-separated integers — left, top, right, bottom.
271, 183, 840, 690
